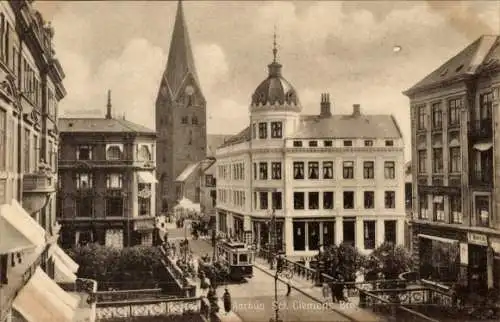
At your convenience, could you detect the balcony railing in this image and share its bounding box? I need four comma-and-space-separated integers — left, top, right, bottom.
470, 170, 493, 186
59, 159, 156, 169
469, 119, 493, 139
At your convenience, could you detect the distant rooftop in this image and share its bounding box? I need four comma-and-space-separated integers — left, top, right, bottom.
58, 117, 156, 135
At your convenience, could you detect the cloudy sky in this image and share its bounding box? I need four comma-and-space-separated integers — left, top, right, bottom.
35, 1, 499, 160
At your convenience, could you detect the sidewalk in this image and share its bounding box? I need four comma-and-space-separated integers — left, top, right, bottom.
253, 259, 387, 322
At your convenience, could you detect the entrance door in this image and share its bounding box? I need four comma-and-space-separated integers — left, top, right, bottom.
468, 244, 488, 292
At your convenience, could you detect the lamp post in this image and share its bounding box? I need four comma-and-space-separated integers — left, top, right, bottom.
269, 207, 281, 322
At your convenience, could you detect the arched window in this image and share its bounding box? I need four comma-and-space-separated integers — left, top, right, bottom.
106, 145, 122, 160
138, 145, 152, 161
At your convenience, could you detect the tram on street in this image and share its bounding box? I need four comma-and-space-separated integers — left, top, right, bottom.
216, 239, 254, 281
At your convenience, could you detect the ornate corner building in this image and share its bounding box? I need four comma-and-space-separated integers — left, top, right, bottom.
57, 91, 158, 248
155, 0, 207, 213
215, 42, 406, 265
404, 35, 500, 291
0, 2, 94, 322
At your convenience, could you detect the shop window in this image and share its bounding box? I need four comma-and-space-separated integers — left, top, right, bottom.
308, 222, 320, 251
323, 191, 334, 209
384, 220, 396, 244
293, 221, 305, 251
342, 218, 355, 246
343, 191, 354, 209
323, 222, 335, 246
308, 192, 319, 209
294, 192, 304, 210
363, 221, 376, 250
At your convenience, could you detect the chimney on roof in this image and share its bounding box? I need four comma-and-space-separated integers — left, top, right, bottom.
320, 93, 331, 117
352, 104, 361, 117
105, 90, 112, 119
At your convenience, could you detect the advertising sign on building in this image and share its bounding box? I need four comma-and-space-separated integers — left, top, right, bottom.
467, 232, 488, 246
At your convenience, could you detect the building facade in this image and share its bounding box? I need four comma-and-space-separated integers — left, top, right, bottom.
404, 35, 500, 291
0, 2, 88, 322
215, 47, 406, 264
57, 93, 157, 248
156, 0, 207, 213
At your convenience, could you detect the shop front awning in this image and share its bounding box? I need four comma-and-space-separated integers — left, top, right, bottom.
0, 202, 46, 254
418, 234, 458, 244
13, 267, 78, 322
473, 142, 493, 151
49, 244, 79, 283
137, 171, 158, 184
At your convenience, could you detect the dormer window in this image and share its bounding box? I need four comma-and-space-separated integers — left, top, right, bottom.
270, 122, 282, 138
385, 140, 394, 147
343, 140, 353, 147
106, 144, 123, 160
364, 140, 373, 147
293, 141, 302, 147
324, 140, 332, 147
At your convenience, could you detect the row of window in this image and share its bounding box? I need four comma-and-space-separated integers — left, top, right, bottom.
418, 194, 490, 228
292, 139, 394, 148
73, 144, 152, 161
252, 121, 283, 139
66, 173, 125, 190
252, 190, 397, 211
291, 220, 397, 251
417, 147, 461, 173
416, 98, 463, 130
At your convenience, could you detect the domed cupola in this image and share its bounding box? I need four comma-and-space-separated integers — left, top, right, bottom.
250, 33, 301, 112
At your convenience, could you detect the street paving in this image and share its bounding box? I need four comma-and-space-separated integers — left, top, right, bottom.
168, 230, 350, 322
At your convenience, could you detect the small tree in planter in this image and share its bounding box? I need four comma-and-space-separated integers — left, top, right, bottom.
367, 242, 412, 289
323, 243, 366, 282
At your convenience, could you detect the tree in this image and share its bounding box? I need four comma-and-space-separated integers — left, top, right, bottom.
322, 243, 366, 282
367, 242, 413, 280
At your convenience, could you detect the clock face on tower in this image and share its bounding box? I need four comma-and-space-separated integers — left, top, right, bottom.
185, 85, 195, 96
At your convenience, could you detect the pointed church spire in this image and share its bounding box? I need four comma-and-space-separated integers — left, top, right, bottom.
163, 0, 201, 97
272, 25, 278, 63
106, 90, 112, 119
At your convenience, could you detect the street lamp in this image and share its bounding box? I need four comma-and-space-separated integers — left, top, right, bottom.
269, 207, 281, 322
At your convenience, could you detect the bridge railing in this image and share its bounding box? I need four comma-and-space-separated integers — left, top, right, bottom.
95, 296, 210, 321
93, 288, 172, 303
359, 288, 440, 322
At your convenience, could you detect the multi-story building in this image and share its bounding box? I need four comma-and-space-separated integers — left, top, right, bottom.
156, 0, 207, 213
57, 92, 157, 248
404, 35, 500, 291
215, 44, 406, 264
0, 2, 89, 322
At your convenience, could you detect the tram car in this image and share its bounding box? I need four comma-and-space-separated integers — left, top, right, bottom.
217, 240, 254, 281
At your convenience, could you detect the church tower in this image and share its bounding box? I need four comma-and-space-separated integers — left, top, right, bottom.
156, 0, 207, 213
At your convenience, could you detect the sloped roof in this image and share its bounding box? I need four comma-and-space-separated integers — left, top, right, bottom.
175, 161, 201, 182
207, 134, 232, 157
58, 118, 156, 134
405, 35, 500, 95
162, 0, 200, 98
292, 114, 402, 139
219, 126, 251, 148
